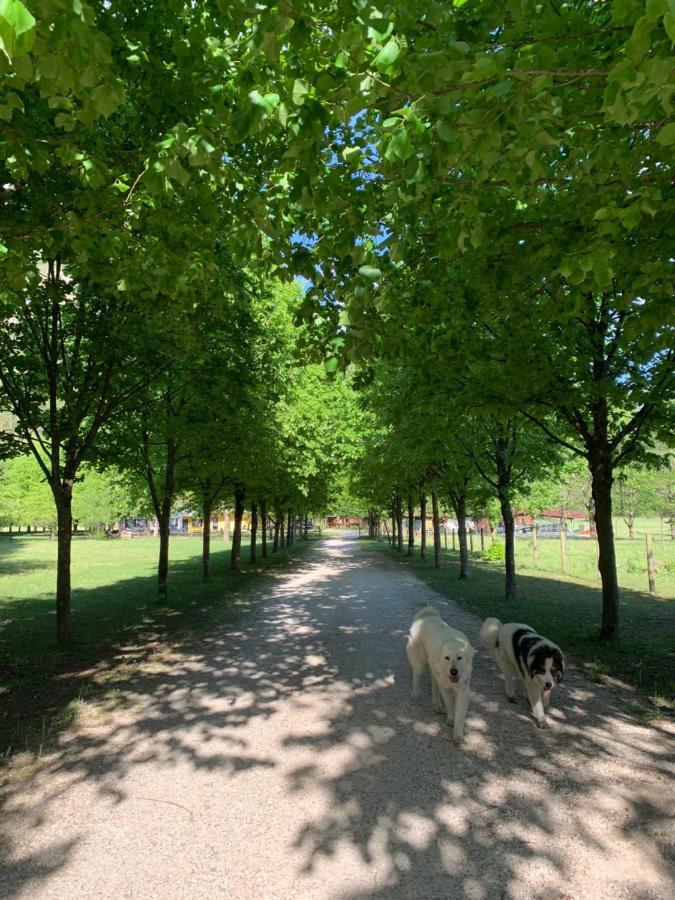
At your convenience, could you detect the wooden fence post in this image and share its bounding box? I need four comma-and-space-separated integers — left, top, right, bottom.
646, 533, 656, 593
560, 529, 568, 574
532, 525, 538, 568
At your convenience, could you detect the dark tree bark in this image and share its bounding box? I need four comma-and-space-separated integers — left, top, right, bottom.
498, 487, 516, 600
396, 493, 404, 553
391, 502, 397, 549
474, 425, 519, 601
419, 486, 427, 560
230, 487, 245, 571
250, 501, 258, 563
143, 430, 178, 602
279, 510, 285, 549
272, 514, 280, 553
450, 490, 469, 579
286, 510, 293, 547
407, 494, 415, 556
590, 447, 619, 638
55, 485, 73, 646
261, 499, 268, 558
202, 496, 213, 583
431, 485, 441, 568
157, 499, 171, 600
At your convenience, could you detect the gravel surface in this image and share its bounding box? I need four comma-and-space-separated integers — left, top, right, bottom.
1, 534, 673, 899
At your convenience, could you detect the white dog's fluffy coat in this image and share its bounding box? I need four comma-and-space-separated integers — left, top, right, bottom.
479, 617, 564, 728
407, 606, 475, 742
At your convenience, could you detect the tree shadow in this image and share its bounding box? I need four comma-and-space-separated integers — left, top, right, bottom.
0, 540, 312, 755
1, 536, 672, 898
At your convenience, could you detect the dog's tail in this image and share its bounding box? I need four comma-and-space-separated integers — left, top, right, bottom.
479, 617, 502, 650
413, 605, 440, 623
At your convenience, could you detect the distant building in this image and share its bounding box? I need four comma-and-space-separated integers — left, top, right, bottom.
119, 510, 249, 537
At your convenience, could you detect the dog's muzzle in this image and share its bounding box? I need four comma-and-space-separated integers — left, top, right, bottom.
449, 669, 460, 684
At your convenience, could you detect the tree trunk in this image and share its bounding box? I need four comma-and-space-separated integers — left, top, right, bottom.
286, 511, 292, 547
272, 514, 280, 553
452, 492, 469, 579
157, 499, 171, 601
431, 485, 441, 568
407, 494, 415, 556
202, 496, 213, 583
625, 512, 635, 540
419, 487, 427, 560
396, 494, 404, 553
250, 501, 258, 563
55, 488, 73, 646
279, 511, 285, 549
391, 503, 397, 549
230, 487, 245, 571
261, 500, 268, 558
499, 488, 516, 600
590, 454, 620, 639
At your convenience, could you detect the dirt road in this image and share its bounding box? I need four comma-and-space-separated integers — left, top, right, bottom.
1, 535, 673, 899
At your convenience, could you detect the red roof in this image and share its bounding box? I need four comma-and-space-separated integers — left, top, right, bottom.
541, 508, 587, 520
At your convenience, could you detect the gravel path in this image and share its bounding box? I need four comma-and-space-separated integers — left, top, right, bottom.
1, 534, 673, 900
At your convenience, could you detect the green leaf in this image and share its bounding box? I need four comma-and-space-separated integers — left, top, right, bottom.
249, 89, 280, 115
358, 265, 381, 281
436, 119, 453, 142
384, 128, 414, 162
54, 112, 76, 131
656, 122, 675, 145
291, 78, 309, 105
341, 146, 362, 163
324, 357, 339, 375
90, 84, 122, 119
665, 12, 675, 43
373, 37, 400, 72
0, 0, 35, 61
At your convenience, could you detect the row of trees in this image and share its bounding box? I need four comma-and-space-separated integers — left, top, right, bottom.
1, 1, 368, 645
288, 2, 675, 640
2, 2, 673, 646
0, 255, 360, 642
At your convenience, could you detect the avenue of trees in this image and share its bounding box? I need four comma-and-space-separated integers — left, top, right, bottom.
1, 1, 673, 643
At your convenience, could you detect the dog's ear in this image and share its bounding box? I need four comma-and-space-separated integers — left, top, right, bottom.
553, 650, 564, 682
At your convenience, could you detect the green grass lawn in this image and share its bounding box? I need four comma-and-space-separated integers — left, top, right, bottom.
445, 523, 675, 597
370, 538, 675, 712
0, 534, 314, 758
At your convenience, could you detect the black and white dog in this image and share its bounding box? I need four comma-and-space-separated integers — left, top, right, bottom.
479, 618, 564, 729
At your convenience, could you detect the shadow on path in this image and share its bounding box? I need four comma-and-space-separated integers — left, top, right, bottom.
1, 535, 673, 899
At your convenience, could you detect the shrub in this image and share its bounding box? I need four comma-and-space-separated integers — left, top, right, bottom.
483, 539, 505, 561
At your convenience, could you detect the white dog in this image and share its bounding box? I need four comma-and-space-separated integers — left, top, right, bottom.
407, 606, 475, 742
479, 618, 564, 729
